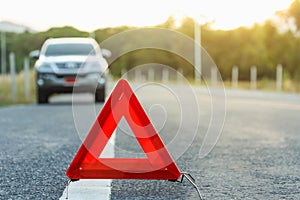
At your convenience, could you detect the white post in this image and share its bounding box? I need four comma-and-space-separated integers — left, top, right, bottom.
232, 66, 239, 88
177, 68, 183, 84
135, 68, 141, 82
162, 68, 169, 84
250, 66, 257, 90
148, 68, 154, 81
211, 66, 218, 87
121, 68, 127, 80
276, 64, 283, 91
9, 52, 17, 102
1, 32, 6, 74
194, 20, 201, 85
24, 57, 30, 100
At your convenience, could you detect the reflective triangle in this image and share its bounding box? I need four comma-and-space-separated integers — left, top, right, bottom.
66, 79, 181, 180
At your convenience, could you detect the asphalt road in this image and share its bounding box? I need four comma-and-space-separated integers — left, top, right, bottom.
0, 83, 300, 199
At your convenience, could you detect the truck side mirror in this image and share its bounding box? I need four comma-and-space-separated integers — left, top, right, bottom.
101, 49, 111, 58
29, 50, 40, 59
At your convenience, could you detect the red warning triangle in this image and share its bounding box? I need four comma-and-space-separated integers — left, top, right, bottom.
66, 79, 181, 180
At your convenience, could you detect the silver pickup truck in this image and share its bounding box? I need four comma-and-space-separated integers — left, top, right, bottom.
33, 37, 108, 104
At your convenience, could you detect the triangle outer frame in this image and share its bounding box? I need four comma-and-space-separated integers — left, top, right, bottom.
66, 79, 181, 180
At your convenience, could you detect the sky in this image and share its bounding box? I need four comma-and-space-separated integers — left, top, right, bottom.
0, 0, 295, 32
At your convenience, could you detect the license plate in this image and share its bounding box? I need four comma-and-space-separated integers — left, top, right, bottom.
64, 77, 76, 84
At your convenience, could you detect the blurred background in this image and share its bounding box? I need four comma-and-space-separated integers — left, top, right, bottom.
1, 0, 300, 105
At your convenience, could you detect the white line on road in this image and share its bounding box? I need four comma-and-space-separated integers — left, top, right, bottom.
59, 134, 115, 200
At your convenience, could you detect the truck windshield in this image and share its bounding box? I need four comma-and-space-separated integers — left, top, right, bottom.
45, 43, 96, 56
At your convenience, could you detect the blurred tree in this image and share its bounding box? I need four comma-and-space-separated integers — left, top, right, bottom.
2, 15, 300, 83
176, 17, 194, 38
42, 26, 88, 38
286, 0, 300, 30
157, 16, 176, 29
276, 0, 300, 33
94, 26, 131, 43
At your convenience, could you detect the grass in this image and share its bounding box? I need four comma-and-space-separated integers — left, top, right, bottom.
1, 71, 300, 107
223, 79, 300, 93
0, 69, 36, 107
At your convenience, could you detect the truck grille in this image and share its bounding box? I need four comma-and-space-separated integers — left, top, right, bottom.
55, 62, 83, 69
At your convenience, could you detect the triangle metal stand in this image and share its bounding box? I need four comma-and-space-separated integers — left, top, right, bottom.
172, 172, 203, 200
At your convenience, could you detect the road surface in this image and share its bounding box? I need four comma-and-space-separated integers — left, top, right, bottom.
0, 82, 299, 199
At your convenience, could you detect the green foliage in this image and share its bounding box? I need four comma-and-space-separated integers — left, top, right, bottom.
42, 26, 89, 38
286, 0, 300, 30
201, 19, 300, 81
0, 70, 36, 106
1, 5, 300, 83
109, 49, 193, 78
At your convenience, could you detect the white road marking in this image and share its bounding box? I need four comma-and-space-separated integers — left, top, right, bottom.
59, 134, 115, 200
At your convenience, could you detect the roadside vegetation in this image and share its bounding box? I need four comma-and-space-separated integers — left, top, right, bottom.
1, 0, 300, 106
0, 70, 35, 106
